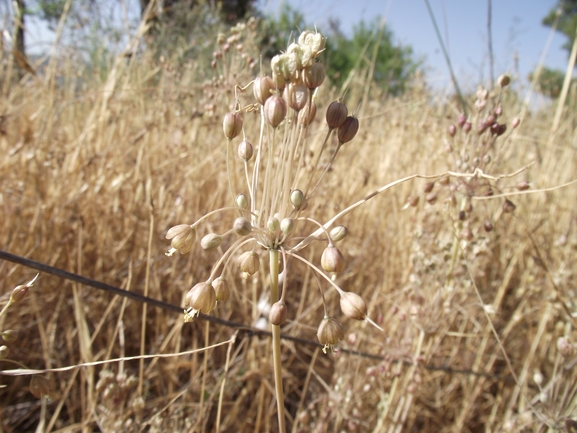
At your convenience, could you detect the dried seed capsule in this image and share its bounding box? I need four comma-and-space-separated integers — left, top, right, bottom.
337, 116, 359, 143
213, 278, 230, 302
287, 82, 308, 111
264, 95, 287, 127
236, 193, 249, 209
238, 140, 253, 161
317, 316, 344, 353
233, 217, 252, 236
223, 111, 243, 139
238, 251, 259, 275
329, 225, 348, 242
321, 246, 345, 273
185, 282, 217, 318
253, 76, 274, 105
340, 292, 367, 321
303, 63, 326, 89
326, 100, 348, 128
269, 301, 287, 326
494, 105, 503, 117
200, 233, 222, 250
290, 189, 304, 208
166, 224, 196, 255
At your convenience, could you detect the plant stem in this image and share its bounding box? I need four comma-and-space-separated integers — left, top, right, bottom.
269, 249, 286, 433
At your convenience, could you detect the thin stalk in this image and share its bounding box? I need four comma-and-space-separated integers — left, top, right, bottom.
269, 249, 286, 433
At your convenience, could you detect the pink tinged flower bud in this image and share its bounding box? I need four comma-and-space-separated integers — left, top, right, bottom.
166, 224, 196, 255
448, 124, 456, 137
269, 301, 287, 326
457, 114, 467, 127
329, 225, 348, 242
233, 217, 252, 236
337, 116, 359, 143
253, 75, 274, 105
185, 282, 216, 320
238, 251, 260, 275
200, 233, 222, 250
303, 63, 326, 89
321, 246, 345, 273
317, 316, 344, 354
223, 111, 243, 139
326, 100, 348, 128
30, 376, 53, 399
511, 117, 520, 129
298, 100, 317, 126
213, 278, 230, 302
287, 82, 308, 111
463, 122, 472, 133
340, 291, 367, 320
238, 140, 253, 161
264, 95, 287, 128
484, 220, 494, 232
494, 105, 503, 117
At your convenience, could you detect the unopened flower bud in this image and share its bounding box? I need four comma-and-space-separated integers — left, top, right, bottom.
264, 95, 287, 127
30, 376, 53, 399
498, 74, 511, 87
269, 301, 287, 326
185, 282, 216, 320
303, 63, 326, 89
329, 225, 348, 242
457, 114, 467, 127
511, 117, 520, 129
502, 199, 516, 213
233, 217, 252, 236
238, 140, 253, 161
317, 316, 344, 353
495, 105, 503, 117
166, 224, 196, 255
463, 122, 472, 133
290, 189, 304, 208
1, 330, 18, 343
213, 277, 230, 302
236, 193, 249, 209
0, 345, 8, 359
407, 196, 419, 207
253, 75, 274, 105
337, 116, 359, 143
460, 227, 473, 241
298, 100, 317, 126
280, 218, 294, 235
267, 217, 279, 232
326, 100, 348, 128
287, 82, 308, 111
557, 337, 575, 358
484, 220, 494, 232
516, 181, 530, 191
423, 182, 435, 193
448, 124, 456, 137
321, 246, 345, 273
200, 233, 222, 250
223, 111, 243, 139
340, 291, 367, 320
10, 284, 29, 304
238, 251, 260, 275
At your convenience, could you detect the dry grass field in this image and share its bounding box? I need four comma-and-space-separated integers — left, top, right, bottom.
1, 18, 577, 433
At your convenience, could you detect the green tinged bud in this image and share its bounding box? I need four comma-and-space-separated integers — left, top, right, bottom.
329, 225, 348, 242
200, 233, 222, 250
236, 193, 249, 209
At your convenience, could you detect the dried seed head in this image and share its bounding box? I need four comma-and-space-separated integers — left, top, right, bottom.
448, 124, 456, 137
264, 95, 287, 127
330, 225, 348, 242
238, 251, 260, 275
298, 100, 317, 126
557, 337, 575, 358
166, 224, 196, 255
340, 291, 367, 321
0, 345, 8, 359
236, 193, 249, 209
213, 277, 230, 302
321, 246, 345, 273
1, 329, 18, 343
498, 74, 511, 87
223, 111, 243, 139
290, 189, 304, 208
337, 116, 359, 143
185, 282, 216, 320
233, 217, 252, 236
303, 63, 326, 89
30, 376, 53, 399
287, 82, 308, 111
503, 199, 516, 213
326, 100, 348, 128
317, 316, 344, 353
280, 218, 294, 235
200, 233, 222, 250
269, 301, 287, 326
238, 140, 253, 161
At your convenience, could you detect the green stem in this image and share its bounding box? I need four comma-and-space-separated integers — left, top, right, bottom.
269, 249, 286, 433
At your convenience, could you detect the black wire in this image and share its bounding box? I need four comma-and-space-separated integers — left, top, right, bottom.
0, 249, 512, 382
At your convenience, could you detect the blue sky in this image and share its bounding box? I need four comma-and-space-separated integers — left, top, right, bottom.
262, 0, 570, 89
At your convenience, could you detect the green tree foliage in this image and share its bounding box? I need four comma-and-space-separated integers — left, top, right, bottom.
530, 67, 566, 99
543, 0, 577, 55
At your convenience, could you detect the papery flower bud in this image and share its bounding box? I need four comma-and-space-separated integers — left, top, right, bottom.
340, 291, 367, 320
200, 233, 222, 250
280, 218, 294, 235
233, 217, 252, 236
213, 277, 230, 302
223, 111, 243, 139
252, 76, 274, 105
30, 376, 53, 399
321, 246, 345, 273
317, 316, 344, 354
10, 284, 29, 304
326, 101, 348, 128
290, 189, 304, 208
2, 330, 19, 343
0, 345, 8, 359
185, 282, 216, 320
337, 116, 359, 143
238, 251, 260, 275
298, 100, 317, 126
287, 82, 308, 111
264, 95, 287, 128
238, 140, 253, 161
269, 301, 287, 326
236, 193, 249, 209
329, 225, 348, 242
303, 63, 326, 89
166, 224, 196, 255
